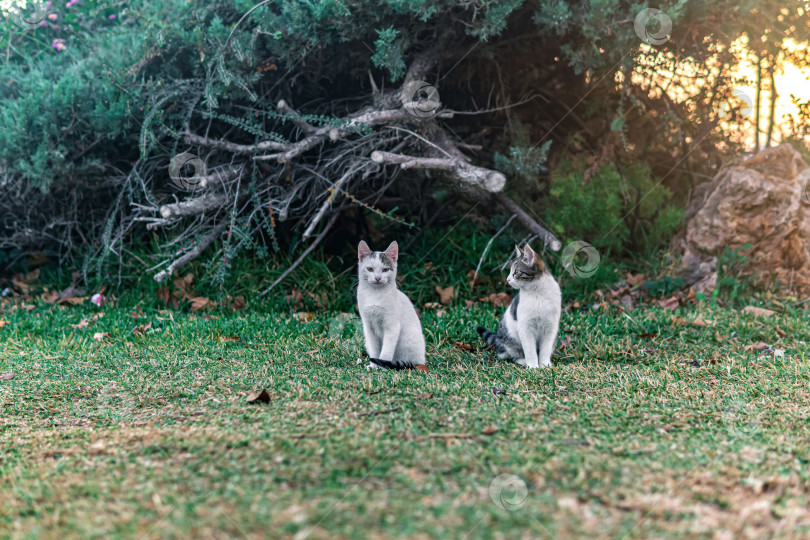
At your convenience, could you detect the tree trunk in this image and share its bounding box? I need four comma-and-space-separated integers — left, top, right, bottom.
754, 52, 762, 151
765, 55, 777, 148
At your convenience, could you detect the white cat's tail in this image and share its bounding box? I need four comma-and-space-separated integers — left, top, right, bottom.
368, 357, 420, 370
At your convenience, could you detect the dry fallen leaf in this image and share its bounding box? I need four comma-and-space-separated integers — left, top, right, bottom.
414, 364, 429, 373
423, 302, 443, 309
132, 323, 152, 336
0, 372, 14, 380
744, 342, 770, 351
155, 286, 173, 305
626, 273, 646, 287
435, 285, 457, 305
658, 296, 680, 310
742, 306, 776, 318
417, 392, 433, 399
481, 292, 512, 308
189, 296, 216, 313
692, 314, 715, 327
70, 318, 90, 330
293, 312, 314, 323
41, 289, 59, 304
453, 341, 475, 352
92, 332, 109, 342
246, 388, 271, 404
467, 269, 484, 289
219, 336, 240, 343
0, 319, 7, 329
481, 426, 498, 436
775, 326, 787, 338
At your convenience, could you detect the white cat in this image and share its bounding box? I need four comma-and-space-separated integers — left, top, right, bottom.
477, 244, 561, 368
356, 240, 426, 370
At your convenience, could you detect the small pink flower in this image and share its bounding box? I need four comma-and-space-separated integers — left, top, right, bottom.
47, 13, 57, 21
108, 14, 116, 19
51, 38, 66, 51
66, 0, 78, 7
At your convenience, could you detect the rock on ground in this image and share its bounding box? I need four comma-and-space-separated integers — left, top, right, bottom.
679, 143, 810, 294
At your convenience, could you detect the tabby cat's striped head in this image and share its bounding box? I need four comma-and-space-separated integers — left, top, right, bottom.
506, 244, 546, 290
358, 240, 398, 287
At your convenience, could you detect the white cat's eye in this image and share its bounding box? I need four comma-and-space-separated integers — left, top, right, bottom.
382, 268, 390, 272
367, 267, 373, 271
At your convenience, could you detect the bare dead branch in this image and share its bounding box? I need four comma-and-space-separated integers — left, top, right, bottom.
153, 221, 228, 282
371, 150, 505, 193
493, 192, 561, 251
159, 193, 231, 219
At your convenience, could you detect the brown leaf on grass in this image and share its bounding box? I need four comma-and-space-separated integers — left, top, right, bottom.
639, 333, 658, 339
11, 268, 39, 294
293, 312, 314, 323
70, 318, 90, 330
286, 287, 304, 309
41, 289, 59, 304
246, 388, 271, 404
60, 296, 88, 306
744, 342, 770, 351
92, 332, 109, 342
453, 341, 475, 352
658, 296, 680, 310
173, 273, 194, 299
219, 336, 240, 343
414, 364, 429, 373
775, 326, 787, 338
626, 273, 646, 287
0, 372, 14, 380
435, 285, 457, 304
57, 285, 86, 305
692, 314, 715, 327
742, 306, 776, 318
155, 286, 173, 306
467, 269, 485, 289
481, 426, 498, 436
226, 295, 246, 311
0, 319, 7, 329
132, 323, 152, 336
417, 392, 433, 399
189, 296, 216, 313
481, 292, 513, 308
423, 302, 443, 309
464, 300, 477, 308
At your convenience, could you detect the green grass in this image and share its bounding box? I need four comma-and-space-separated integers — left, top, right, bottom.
2, 297, 810, 539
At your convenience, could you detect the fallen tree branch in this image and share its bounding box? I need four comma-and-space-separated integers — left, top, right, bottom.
493, 192, 562, 251
153, 221, 229, 282
260, 211, 341, 295
371, 150, 505, 193
183, 132, 287, 154
277, 99, 317, 135
159, 193, 232, 219
302, 168, 358, 240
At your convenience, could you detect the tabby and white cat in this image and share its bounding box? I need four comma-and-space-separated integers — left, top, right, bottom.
357, 240, 426, 370
477, 244, 561, 368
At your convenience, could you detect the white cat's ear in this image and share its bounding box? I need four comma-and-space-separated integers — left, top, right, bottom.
514, 245, 523, 259
384, 241, 398, 262
523, 244, 536, 264
358, 240, 372, 260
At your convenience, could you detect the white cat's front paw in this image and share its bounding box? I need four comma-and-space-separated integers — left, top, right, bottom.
514, 357, 528, 367
366, 362, 380, 371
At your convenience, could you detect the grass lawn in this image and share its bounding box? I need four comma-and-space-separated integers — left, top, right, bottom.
2, 298, 810, 539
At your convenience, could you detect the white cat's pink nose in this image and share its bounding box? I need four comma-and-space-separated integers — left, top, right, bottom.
375, 276, 381, 282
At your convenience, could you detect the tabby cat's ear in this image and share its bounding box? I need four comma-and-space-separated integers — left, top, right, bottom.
358, 240, 372, 260
384, 241, 398, 263
514, 245, 524, 259
523, 244, 536, 265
